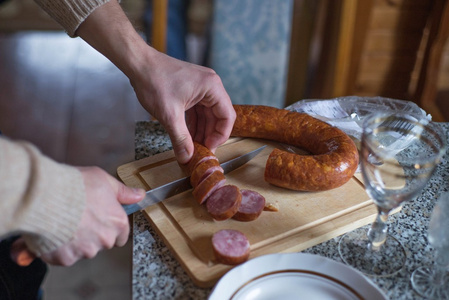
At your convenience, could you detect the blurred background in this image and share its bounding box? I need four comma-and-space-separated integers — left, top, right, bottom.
1, 0, 448, 299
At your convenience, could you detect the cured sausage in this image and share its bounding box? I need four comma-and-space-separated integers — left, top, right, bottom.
192, 170, 226, 204
212, 229, 250, 265
190, 159, 223, 188
206, 185, 242, 221
233, 189, 265, 222
231, 105, 359, 191
185, 142, 218, 175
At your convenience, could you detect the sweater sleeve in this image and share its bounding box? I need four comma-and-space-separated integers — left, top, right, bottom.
34, 0, 111, 37
0, 137, 86, 256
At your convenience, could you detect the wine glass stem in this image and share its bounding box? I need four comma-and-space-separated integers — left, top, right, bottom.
367, 210, 389, 251
432, 249, 449, 285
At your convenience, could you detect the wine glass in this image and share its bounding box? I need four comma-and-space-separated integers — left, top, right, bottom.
411, 191, 449, 298
338, 112, 446, 277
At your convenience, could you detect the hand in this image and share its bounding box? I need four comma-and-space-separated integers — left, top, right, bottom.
130, 50, 236, 164
75, 0, 236, 164
10, 166, 145, 266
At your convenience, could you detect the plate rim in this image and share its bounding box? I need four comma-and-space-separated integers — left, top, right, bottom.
208, 253, 387, 300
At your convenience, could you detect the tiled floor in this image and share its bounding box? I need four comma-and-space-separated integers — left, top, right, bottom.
0, 31, 149, 300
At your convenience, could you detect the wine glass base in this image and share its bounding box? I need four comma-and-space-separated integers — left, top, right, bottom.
411, 266, 449, 298
338, 227, 407, 277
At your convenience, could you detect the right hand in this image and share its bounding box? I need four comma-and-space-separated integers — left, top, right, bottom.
10, 166, 145, 266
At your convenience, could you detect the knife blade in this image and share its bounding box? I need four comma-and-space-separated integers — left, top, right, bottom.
122, 145, 267, 215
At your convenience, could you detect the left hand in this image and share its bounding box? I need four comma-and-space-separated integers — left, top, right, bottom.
75, 0, 236, 165
129, 49, 236, 164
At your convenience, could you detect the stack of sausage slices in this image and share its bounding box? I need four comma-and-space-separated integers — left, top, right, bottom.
184, 142, 268, 265
186, 142, 267, 222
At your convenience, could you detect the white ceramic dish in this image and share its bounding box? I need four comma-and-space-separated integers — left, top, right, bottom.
209, 253, 387, 300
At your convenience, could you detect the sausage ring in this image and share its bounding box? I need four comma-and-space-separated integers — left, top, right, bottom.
231, 105, 359, 191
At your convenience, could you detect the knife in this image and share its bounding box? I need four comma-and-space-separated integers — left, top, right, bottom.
122, 145, 267, 215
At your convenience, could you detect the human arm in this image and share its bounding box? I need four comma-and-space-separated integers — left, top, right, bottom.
0, 137, 144, 266
76, 0, 236, 164
33, 0, 236, 164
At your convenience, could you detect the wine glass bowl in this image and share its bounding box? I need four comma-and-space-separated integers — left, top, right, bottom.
338, 112, 447, 277
362, 115, 443, 213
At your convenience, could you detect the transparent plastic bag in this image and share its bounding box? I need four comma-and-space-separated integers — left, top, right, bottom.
285, 96, 431, 172
286, 96, 430, 142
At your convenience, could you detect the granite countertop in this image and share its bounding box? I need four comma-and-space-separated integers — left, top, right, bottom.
131, 121, 449, 300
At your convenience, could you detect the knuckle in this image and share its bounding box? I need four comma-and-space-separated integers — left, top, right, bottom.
61, 259, 75, 267
101, 235, 115, 250
58, 254, 76, 267
84, 245, 99, 259
118, 216, 130, 231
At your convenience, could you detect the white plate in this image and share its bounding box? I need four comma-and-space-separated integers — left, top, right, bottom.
209, 253, 387, 300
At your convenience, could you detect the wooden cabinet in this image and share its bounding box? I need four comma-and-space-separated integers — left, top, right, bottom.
286, 0, 449, 121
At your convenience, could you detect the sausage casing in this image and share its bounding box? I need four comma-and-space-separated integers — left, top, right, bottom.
185, 141, 218, 175
231, 105, 359, 191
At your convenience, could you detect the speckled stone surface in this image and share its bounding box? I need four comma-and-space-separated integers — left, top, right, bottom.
132, 121, 449, 300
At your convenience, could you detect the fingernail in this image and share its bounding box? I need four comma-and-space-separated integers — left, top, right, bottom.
132, 188, 145, 197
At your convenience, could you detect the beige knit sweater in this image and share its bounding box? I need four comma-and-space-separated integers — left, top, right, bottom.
0, 0, 109, 255
0, 137, 85, 255
35, 0, 110, 37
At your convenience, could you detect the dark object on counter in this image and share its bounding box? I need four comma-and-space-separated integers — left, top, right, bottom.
0, 236, 47, 300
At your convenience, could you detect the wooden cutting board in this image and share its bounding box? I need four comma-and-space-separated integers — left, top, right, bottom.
117, 138, 378, 288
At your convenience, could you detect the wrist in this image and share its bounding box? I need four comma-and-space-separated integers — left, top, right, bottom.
121, 39, 158, 81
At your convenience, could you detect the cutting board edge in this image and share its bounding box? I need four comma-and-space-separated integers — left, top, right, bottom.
142, 200, 379, 288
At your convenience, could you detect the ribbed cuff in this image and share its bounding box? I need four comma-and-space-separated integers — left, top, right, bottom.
34, 0, 110, 37
18, 144, 86, 256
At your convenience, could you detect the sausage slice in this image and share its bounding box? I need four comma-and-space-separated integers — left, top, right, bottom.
192, 170, 226, 205
190, 159, 223, 188
185, 142, 218, 175
212, 229, 250, 265
206, 185, 242, 221
233, 189, 265, 222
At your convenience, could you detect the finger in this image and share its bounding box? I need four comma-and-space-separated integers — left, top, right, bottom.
205, 116, 234, 150
166, 114, 195, 164
192, 105, 206, 143
116, 183, 146, 205
204, 103, 236, 151
10, 238, 37, 266
115, 224, 131, 247
40, 248, 78, 267
185, 108, 197, 138
203, 108, 218, 152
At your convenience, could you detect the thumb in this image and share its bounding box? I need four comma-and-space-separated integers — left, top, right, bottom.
117, 184, 145, 205
168, 118, 194, 165
10, 238, 36, 266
